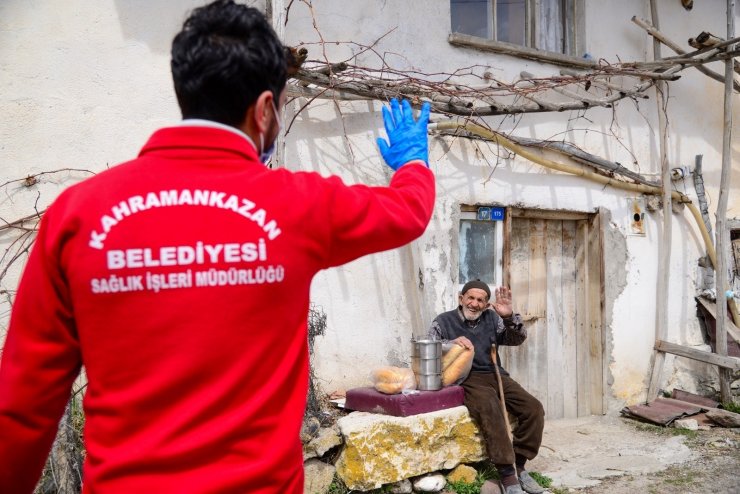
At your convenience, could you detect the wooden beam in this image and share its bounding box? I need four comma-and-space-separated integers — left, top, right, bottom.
286, 85, 372, 101
527, 219, 548, 406
631, 16, 740, 92
587, 213, 604, 415
655, 340, 740, 370
448, 32, 600, 69
510, 208, 591, 221
460, 204, 507, 213
693, 31, 727, 48
689, 31, 740, 74
545, 219, 565, 417
506, 133, 661, 187
597, 208, 609, 415
561, 219, 578, 418
520, 71, 611, 107
291, 68, 618, 116
559, 68, 651, 99
460, 206, 592, 222
696, 297, 740, 344
647, 0, 672, 402
575, 220, 589, 416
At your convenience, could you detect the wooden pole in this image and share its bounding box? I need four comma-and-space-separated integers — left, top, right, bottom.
631, 15, 740, 92
491, 345, 517, 480
490, 346, 513, 441
646, 0, 672, 402
270, 0, 287, 169
404, 243, 426, 340
715, 0, 736, 404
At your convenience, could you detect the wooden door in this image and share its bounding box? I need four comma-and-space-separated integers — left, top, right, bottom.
502, 210, 604, 418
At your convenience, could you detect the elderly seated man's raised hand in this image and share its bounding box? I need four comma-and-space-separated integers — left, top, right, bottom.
490, 286, 513, 318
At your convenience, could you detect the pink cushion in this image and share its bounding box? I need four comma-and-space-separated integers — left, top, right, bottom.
345, 386, 465, 417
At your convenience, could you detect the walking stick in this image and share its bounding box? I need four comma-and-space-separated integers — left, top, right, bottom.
491, 344, 518, 481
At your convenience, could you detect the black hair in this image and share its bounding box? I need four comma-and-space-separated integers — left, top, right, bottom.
171, 0, 287, 127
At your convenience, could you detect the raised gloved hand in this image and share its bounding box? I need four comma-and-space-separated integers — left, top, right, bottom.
377, 98, 431, 171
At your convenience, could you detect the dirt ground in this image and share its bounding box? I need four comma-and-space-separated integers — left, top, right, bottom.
528, 416, 739, 494
572, 427, 739, 494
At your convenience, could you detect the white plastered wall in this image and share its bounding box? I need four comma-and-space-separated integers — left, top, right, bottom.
283, 0, 740, 405
1, 0, 738, 409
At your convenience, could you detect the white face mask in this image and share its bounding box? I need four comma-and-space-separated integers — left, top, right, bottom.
259, 98, 282, 165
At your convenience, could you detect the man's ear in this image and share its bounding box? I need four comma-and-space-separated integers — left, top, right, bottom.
253, 90, 274, 134
241, 90, 276, 140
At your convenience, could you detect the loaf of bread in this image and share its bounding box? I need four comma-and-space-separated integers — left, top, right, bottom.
370, 366, 417, 394
441, 344, 473, 386
374, 381, 404, 394
442, 344, 466, 370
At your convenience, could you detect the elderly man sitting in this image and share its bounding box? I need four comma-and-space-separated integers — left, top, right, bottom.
428, 280, 545, 494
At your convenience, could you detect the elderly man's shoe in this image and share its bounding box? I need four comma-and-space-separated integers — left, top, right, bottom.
480, 480, 526, 494
502, 483, 526, 494
518, 471, 546, 494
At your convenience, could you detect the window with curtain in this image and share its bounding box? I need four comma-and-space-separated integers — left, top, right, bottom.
450, 0, 579, 55
459, 219, 496, 286
458, 210, 505, 289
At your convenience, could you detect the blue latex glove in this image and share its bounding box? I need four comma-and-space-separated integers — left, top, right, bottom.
377, 99, 431, 170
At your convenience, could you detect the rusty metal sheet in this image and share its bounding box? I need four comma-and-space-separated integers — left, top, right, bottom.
691, 412, 717, 427
620, 397, 704, 426
671, 388, 720, 408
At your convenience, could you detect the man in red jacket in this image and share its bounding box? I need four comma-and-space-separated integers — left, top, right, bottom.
0, 1, 434, 492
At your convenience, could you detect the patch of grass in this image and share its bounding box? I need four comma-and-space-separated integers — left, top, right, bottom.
528, 471, 553, 488
445, 463, 500, 494
447, 479, 483, 494
446, 466, 553, 494
327, 478, 393, 494
669, 427, 699, 439
475, 462, 500, 482
722, 400, 740, 414
633, 422, 665, 433
326, 476, 349, 494
633, 421, 698, 440
662, 470, 698, 486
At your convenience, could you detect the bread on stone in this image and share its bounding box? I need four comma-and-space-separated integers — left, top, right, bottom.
370, 366, 416, 394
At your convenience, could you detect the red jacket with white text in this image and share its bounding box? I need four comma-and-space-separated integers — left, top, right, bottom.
0, 126, 435, 493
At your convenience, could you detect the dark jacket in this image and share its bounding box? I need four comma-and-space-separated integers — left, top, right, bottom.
428, 307, 525, 374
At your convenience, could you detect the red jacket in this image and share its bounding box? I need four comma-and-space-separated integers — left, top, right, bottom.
0, 126, 435, 493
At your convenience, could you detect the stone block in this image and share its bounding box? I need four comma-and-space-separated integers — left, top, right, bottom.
303, 459, 335, 494
446, 464, 478, 484
301, 416, 321, 443
707, 409, 740, 428
335, 406, 486, 490
413, 473, 447, 492
672, 418, 699, 430
303, 426, 343, 460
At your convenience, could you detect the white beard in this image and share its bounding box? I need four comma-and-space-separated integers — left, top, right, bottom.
462, 307, 481, 321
